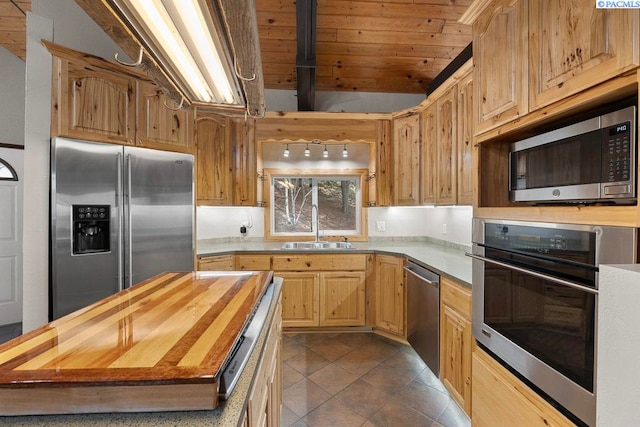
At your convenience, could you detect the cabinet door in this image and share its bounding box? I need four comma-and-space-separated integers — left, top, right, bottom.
196, 114, 232, 205
393, 114, 420, 206
374, 119, 393, 207
436, 86, 457, 205
472, 348, 575, 427
56, 58, 136, 144
231, 118, 257, 206
319, 272, 366, 327
278, 272, 319, 327
456, 70, 474, 206
420, 103, 437, 204
473, 0, 528, 134
374, 255, 405, 336
441, 303, 472, 415
137, 81, 194, 153
529, 2, 639, 110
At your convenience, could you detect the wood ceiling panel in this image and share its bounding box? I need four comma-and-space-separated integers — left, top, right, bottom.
255, 0, 473, 94
0, 0, 29, 61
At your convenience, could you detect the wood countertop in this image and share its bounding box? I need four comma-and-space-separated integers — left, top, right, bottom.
0, 270, 274, 416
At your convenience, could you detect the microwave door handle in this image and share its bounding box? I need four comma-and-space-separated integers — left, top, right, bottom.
465, 253, 598, 295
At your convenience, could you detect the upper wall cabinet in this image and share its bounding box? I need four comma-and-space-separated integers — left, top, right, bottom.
136, 81, 194, 153
528, 2, 640, 110
393, 113, 421, 206
436, 86, 458, 205
457, 70, 474, 206
54, 56, 137, 145
468, 0, 528, 135
50, 43, 194, 154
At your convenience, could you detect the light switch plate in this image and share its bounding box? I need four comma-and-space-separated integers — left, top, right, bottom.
376, 220, 386, 232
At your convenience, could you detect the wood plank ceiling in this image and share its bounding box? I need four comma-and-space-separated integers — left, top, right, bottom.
0, 0, 473, 96
0, 0, 30, 60
256, 0, 473, 94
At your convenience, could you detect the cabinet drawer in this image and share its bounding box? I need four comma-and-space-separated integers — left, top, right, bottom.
272, 254, 366, 271
236, 255, 271, 271
441, 277, 471, 320
198, 255, 234, 271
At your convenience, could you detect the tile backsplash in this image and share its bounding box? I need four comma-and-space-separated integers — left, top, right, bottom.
197, 205, 472, 246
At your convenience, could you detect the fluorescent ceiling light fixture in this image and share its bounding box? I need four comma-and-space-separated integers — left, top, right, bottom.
110, 0, 242, 105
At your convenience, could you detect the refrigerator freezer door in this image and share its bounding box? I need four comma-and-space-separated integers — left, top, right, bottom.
51, 138, 123, 319
124, 147, 194, 287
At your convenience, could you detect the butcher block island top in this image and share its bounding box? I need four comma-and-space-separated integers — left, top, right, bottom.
0, 270, 274, 416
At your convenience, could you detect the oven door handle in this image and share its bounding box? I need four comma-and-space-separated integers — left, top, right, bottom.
465, 253, 598, 295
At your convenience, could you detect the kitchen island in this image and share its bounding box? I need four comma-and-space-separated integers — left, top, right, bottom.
0, 271, 282, 426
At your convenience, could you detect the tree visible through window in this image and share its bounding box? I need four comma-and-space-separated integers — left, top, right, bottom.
272, 176, 359, 235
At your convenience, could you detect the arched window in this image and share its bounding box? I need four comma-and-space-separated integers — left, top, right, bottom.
0, 157, 18, 181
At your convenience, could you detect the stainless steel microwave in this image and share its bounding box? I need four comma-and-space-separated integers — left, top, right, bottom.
510, 105, 637, 204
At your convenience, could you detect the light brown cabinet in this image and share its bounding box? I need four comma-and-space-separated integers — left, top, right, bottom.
528, 1, 639, 110
374, 255, 405, 336
136, 81, 194, 152
276, 254, 367, 328
196, 114, 257, 206
435, 86, 458, 205
236, 255, 272, 271
420, 104, 437, 204
393, 113, 421, 206
197, 255, 235, 271
440, 277, 472, 416
456, 70, 474, 205
51, 45, 195, 153
471, 0, 528, 134
319, 272, 366, 327
55, 56, 137, 145
472, 347, 574, 427
245, 294, 282, 427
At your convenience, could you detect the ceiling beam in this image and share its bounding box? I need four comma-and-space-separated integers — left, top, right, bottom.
296, 0, 316, 111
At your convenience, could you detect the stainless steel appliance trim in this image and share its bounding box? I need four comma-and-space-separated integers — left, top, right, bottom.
405, 261, 440, 376
511, 183, 601, 203
219, 277, 279, 399
125, 153, 133, 288
511, 116, 600, 152
465, 253, 598, 294
116, 152, 123, 291
471, 250, 597, 426
600, 105, 636, 128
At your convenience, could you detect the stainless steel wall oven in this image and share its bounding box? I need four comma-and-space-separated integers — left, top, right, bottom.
469, 219, 638, 426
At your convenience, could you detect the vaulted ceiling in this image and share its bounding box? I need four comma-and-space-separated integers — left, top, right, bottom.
0, 0, 473, 96
255, 0, 473, 94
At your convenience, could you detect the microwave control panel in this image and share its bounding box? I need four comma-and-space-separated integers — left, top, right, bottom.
604, 122, 631, 183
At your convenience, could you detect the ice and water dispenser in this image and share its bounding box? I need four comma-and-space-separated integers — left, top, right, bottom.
72, 205, 110, 255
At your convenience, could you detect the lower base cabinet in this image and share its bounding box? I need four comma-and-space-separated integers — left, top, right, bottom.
374, 255, 405, 336
440, 277, 472, 416
197, 255, 235, 271
472, 347, 574, 427
279, 272, 319, 327
244, 295, 282, 427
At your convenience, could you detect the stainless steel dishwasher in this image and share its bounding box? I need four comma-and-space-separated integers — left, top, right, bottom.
406, 261, 440, 375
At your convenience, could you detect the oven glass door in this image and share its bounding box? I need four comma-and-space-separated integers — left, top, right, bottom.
484, 260, 596, 393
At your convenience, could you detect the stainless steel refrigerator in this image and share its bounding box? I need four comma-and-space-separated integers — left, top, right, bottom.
50, 137, 194, 319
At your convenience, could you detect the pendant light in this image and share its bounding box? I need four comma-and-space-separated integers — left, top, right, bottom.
342, 144, 348, 158
323, 145, 329, 158
304, 144, 310, 157
283, 144, 290, 157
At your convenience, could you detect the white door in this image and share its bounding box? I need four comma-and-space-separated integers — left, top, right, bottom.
0, 148, 23, 326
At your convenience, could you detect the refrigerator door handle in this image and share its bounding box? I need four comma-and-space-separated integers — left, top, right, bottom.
125, 153, 133, 288
116, 152, 124, 291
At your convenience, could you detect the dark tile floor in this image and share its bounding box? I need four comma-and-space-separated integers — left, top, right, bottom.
281, 332, 471, 427
0, 323, 21, 345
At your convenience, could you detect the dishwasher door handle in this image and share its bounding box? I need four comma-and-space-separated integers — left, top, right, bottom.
404, 266, 439, 286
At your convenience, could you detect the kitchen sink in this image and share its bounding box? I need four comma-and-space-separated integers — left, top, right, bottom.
281, 241, 354, 250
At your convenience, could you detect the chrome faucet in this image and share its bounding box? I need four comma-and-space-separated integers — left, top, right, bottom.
311, 204, 320, 242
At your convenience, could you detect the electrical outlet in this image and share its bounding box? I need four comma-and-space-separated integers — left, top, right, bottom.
442, 223, 447, 235
376, 220, 386, 232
